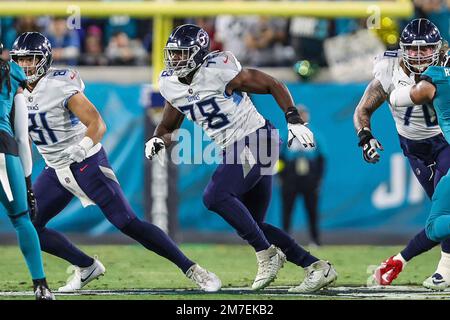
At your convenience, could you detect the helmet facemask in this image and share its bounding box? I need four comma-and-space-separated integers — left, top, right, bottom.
400, 40, 442, 74
11, 50, 48, 83
163, 44, 200, 78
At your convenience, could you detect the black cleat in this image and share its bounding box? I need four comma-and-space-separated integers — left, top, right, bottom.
33, 279, 55, 300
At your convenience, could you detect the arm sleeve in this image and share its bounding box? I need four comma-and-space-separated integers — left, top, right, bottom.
13, 93, 32, 177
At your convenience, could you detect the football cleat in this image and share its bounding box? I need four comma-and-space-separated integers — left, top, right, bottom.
252, 245, 286, 291
186, 264, 221, 292
34, 284, 55, 300
373, 256, 404, 285
288, 260, 337, 293
58, 257, 106, 292
423, 273, 450, 291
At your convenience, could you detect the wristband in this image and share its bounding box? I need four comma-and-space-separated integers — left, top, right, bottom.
285, 107, 305, 124
79, 136, 94, 153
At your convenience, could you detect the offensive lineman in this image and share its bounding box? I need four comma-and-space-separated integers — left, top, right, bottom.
353, 19, 450, 289
389, 54, 450, 263
11, 32, 221, 293
145, 24, 338, 292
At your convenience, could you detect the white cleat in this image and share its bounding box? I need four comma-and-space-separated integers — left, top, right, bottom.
186, 264, 222, 292
252, 245, 286, 291
423, 273, 450, 291
288, 260, 337, 293
58, 258, 106, 292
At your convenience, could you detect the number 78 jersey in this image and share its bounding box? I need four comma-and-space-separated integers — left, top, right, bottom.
373, 51, 442, 140
23, 68, 88, 169
159, 51, 266, 148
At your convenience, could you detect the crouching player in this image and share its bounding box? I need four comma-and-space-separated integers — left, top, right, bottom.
389, 53, 450, 289
146, 24, 337, 292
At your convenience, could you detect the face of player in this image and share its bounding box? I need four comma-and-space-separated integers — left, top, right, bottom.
403, 44, 439, 73
16, 55, 40, 78
166, 49, 189, 68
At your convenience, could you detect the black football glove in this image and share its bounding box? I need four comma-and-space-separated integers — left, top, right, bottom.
358, 128, 384, 164
25, 175, 37, 222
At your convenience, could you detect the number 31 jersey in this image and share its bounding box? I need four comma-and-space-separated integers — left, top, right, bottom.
373, 50, 442, 140
23, 69, 87, 169
159, 51, 266, 148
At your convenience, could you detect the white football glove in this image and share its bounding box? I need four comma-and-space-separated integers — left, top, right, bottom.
145, 137, 166, 166
287, 123, 315, 149
61, 145, 87, 163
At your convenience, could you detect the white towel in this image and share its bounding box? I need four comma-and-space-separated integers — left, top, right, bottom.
55, 166, 95, 207
0, 154, 13, 202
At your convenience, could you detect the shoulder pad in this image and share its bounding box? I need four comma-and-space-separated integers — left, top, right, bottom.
48, 68, 85, 96
202, 51, 242, 72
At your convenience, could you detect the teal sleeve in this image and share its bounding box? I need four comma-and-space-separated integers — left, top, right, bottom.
421, 66, 444, 85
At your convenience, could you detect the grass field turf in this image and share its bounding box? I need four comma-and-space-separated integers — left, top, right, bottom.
0, 244, 446, 300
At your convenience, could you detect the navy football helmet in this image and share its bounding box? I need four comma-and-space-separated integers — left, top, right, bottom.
400, 19, 442, 74
10, 32, 52, 83
163, 24, 210, 78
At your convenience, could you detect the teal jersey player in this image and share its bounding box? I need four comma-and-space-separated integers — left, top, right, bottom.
421, 65, 450, 142
389, 56, 450, 245
0, 44, 53, 299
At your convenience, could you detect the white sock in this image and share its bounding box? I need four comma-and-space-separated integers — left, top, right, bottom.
393, 253, 407, 266
435, 251, 450, 281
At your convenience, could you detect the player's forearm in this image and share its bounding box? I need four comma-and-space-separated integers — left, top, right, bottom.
154, 124, 175, 147
84, 117, 106, 145
269, 79, 296, 113
353, 79, 387, 132
390, 81, 435, 107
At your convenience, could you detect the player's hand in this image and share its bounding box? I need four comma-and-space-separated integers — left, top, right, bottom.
358, 127, 384, 164
285, 106, 315, 149
287, 123, 315, 149
145, 136, 166, 166
61, 144, 87, 163
25, 175, 37, 222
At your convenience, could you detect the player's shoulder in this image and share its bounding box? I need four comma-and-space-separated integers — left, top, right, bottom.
46, 68, 81, 82
423, 66, 445, 78
421, 65, 450, 85
158, 69, 179, 96
373, 50, 401, 69
200, 51, 242, 72
45, 68, 84, 92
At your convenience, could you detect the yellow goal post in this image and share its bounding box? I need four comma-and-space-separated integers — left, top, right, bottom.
0, 0, 413, 86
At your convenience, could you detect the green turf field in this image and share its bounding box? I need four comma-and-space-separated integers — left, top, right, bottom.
0, 244, 446, 300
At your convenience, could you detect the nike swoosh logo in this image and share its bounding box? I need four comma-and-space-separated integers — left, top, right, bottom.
433, 279, 446, 285
325, 265, 331, 277
80, 164, 88, 172
81, 267, 97, 283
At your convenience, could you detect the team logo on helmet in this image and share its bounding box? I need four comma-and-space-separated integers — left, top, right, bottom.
197, 30, 209, 48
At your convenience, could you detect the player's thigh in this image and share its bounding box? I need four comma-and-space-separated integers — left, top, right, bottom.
435, 144, 450, 183
74, 153, 136, 229
0, 154, 28, 217
242, 174, 273, 223
33, 166, 74, 228
407, 156, 434, 198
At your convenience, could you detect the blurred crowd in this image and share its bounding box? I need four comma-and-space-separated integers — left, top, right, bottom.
0, 0, 448, 73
